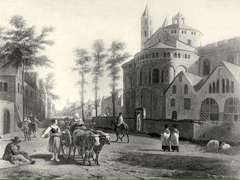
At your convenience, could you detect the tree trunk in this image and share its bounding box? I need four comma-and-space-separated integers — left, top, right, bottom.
81, 74, 85, 121
22, 62, 25, 121
112, 85, 116, 118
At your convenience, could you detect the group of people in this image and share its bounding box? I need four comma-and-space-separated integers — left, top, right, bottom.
21, 115, 42, 141
161, 124, 180, 152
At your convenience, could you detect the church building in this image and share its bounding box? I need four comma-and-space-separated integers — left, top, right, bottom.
122, 5, 240, 123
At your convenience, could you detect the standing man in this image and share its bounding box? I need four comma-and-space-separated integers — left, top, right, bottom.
30, 116, 42, 138
2, 137, 36, 165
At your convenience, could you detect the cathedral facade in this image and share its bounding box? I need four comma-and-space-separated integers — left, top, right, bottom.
122, 5, 240, 122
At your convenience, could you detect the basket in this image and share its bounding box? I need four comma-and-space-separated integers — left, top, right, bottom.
40, 129, 49, 138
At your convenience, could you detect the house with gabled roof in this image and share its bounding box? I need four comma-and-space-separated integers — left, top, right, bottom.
166, 61, 240, 122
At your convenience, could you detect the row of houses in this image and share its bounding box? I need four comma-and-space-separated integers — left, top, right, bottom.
0, 64, 55, 134
59, 89, 123, 119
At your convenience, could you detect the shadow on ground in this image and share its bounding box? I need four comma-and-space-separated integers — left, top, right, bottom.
115, 151, 238, 178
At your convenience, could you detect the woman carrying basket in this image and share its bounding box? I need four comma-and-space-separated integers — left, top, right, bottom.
41, 119, 62, 162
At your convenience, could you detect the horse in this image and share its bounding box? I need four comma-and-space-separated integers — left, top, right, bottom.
115, 122, 129, 143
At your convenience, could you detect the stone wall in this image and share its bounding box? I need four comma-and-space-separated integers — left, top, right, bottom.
93, 117, 240, 143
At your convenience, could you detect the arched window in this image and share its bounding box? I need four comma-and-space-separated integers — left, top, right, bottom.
203, 59, 210, 76
226, 79, 230, 93
224, 98, 240, 121
218, 69, 222, 75
3, 82, 8, 92
152, 68, 160, 83
152, 53, 155, 58
172, 85, 177, 94
174, 52, 177, 58
156, 52, 159, 58
171, 99, 175, 107
172, 111, 177, 119
200, 98, 219, 121
213, 82, 216, 93
184, 84, 188, 94
161, 70, 164, 83
209, 84, 212, 93
216, 80, 219, 93
178, 53, 181, 58
188, 54, 190, 59
167, 52, 170, 58
185, 54, 187, 59
146, 54, 148, 59
163, 52, 167, 58
231, 81, 234, 93
222, 79, 225, 93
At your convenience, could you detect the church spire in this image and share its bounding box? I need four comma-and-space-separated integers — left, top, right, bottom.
161, 16, 168, 27
142, 4, 149, 17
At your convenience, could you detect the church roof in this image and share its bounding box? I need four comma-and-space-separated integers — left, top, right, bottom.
163, 24, 199, 32
144, 42, 176, 50
182, 72, 203, 91
222, 61, 240, 84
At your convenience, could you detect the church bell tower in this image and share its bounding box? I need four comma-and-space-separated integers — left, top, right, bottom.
141, 4, 153, 50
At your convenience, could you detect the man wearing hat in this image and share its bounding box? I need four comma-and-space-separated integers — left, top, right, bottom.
2, 137, 36, 165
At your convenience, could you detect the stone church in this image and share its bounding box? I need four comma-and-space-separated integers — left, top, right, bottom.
122, 5, 240, 122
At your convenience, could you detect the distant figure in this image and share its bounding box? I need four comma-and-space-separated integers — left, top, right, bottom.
171, 125, 179, 152
21, 117, 31, 141
137, 113, 141, 131
30, 116, 42, 138
161, 124, 171, 151
70, 113, 85, 133
2, 137, 36, 165
41, 119, 62, 162
116, 113, 124, 130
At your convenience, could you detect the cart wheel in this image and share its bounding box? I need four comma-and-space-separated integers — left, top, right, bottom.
61, 129, 72, 158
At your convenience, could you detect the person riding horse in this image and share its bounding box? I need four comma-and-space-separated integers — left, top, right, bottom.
115, 113, 124, 131
114, 113, 129, 143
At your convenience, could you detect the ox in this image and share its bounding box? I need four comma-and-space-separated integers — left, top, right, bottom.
90, 130, 110, 165
72, 129, 100, 165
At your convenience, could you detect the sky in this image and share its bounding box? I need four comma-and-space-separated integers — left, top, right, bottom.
0, 0, 240, 110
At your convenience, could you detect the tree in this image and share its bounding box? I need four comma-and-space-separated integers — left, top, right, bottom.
92, 40, 107, 117
44, 72, 60, 101
105, 41, 130, 117
72, 48, 91, 121
0, 15, 54, 120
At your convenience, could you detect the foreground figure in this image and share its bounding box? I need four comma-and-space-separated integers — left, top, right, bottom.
41, 119, 62, 162
2, 136, 36, 165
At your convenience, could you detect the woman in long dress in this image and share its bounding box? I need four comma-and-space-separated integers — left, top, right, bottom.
161, 124, 171, 151
41, 119, 62, 162
171, 125, 179, 152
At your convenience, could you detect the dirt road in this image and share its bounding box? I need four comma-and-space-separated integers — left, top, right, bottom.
0, 128, 240, 179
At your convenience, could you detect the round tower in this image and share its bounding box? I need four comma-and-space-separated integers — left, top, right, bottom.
141, 4, 153, 50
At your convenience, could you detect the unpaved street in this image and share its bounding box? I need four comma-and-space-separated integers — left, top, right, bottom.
0, 128, 240, 179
